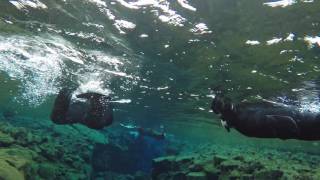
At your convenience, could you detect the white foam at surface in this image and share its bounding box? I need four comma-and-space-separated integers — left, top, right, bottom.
4, 20, 14, 24
245, 40, 261, 45
116, 0, 140, 9
190, 23, 212, 35
263, 0, 314, 7
114, 20, 136, 34
75, 80, 112, 97
9, 0, 47, 10
158, 14, 186, 27
206, 94, 216, 99
88, 50, 124, 71
266, 37, 282, 45
87, 0, 115, 20
304, 36, 320, 48
139, 34, 149, 38
284, 33, 295, 41
104, 69, 134, 79
89, 0, 187, 31
88, 0, 107, 7
157, 86, 169, 90
299, 101, 320, 113
65, 31, 105, 44
177, 0, 196, 11
129, 0, 157, 6
0, 35, 128, 106
111, 99, 132, 103
82, 22, 105, 30
0, 35, 81, 106
296, 81, 320, 113
86, 0, 139, 34
263, 0, 297, 8
116, 0, 187, 27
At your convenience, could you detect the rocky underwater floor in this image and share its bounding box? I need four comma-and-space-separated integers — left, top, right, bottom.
0, 115, 320, 180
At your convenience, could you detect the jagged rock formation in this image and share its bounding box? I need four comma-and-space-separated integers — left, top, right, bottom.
152, 144, 320, 180
0, 115, 157, 179
0, 121, 92, 180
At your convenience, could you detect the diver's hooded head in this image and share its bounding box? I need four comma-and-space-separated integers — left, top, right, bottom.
211, 95, 237, 129
211, 95, 235, 116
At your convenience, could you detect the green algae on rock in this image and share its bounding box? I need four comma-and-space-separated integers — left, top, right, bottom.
0, 120, 92, 180
0, 131, 14, 147
0, 161, 24, 180
151, 143, 320, 180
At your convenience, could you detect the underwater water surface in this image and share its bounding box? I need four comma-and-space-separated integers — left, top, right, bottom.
0, 0, 320, 179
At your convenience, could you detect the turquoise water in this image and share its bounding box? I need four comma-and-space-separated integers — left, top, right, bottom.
0, 0, 320, 179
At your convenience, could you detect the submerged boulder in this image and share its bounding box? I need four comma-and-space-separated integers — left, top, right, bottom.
0, 122, 92, 179
254, 169, 284, 180
92, 143, 136, 173
0, 131, 14, 146
0, 161, 24, 180
38, 164, 57, 179
186, 172, 207, 180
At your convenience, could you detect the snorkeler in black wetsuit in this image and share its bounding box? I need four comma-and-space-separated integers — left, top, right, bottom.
211, 95, 320, 140
51, 89, 113, 129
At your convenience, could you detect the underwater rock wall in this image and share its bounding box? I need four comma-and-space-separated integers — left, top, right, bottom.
2, 114, 320, 180
151, 144, 320, 180
91, 131, 185, 179
0, 121, 92, 180
0, 114, 175, 180
0, 116, 127, 179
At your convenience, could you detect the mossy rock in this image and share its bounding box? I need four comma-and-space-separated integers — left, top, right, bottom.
189, 163, 203, 172
1, 147, 36, 160
186, 172, 207, 180
152, 156, 176, 172
23, 163, 40, 180
213, 155, 227, 166
254, 169, 283, 180
219, 160, 241, 172
229, 170, 253, 180
175, 155, 194, 164
38, 164, 57, 179
243, 161, 264, 174
0, 131, 14, 146
172, 172, 187, 180
203, 163, 219, 180
0, 161, 24, 180
0, 147, 34, 169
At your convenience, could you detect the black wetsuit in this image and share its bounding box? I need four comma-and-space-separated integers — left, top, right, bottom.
211, 96, 320, 140
51, 89, 113, 129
